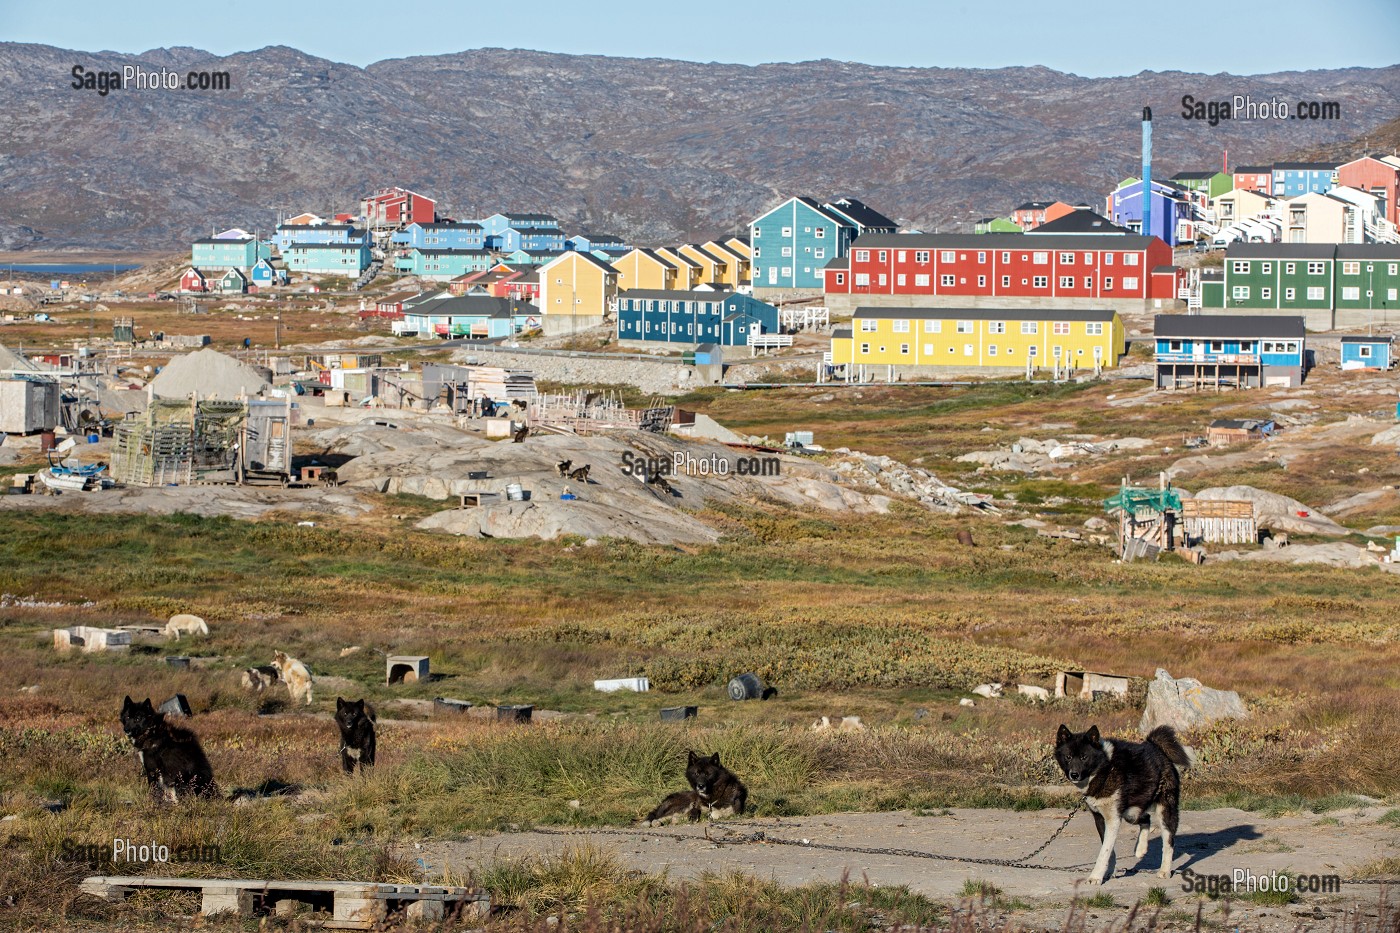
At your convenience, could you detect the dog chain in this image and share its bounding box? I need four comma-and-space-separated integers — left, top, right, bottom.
525, 803, 1092, 873
522, 805, 1397, 885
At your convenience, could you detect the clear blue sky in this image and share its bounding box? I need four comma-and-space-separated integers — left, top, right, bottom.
5, 0, 1398, 76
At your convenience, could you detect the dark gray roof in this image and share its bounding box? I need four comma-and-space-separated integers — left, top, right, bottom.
277, 223, 359, 231
193, 237, 254, 245
1025, 210, 1131, 236
832, 326, 852, 339
1339, 335, 1393, 343
852, 306, 1117, 322
1335, 244, 1400, 260
1272, 162, 1336, 171
403, 295, 532, 318
619, 289, 735, 302
823, 255, 849, 270
419, 222, 483, 230
1224, 243, 1336, 259
1014, 201, 1054, 212
413, 248, 492, 256
286, 243, 368, 251
1234, 166, 1272, 174
824, 197, 897, 230
1171, 171, 1219, 180
1210, 419, 1270, 430
1153, 266, 1179, 274
852, 232, 1156, 251
1153, 314, 1305, 339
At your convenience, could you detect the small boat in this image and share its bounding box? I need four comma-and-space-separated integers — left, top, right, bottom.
39, 454, 107, 492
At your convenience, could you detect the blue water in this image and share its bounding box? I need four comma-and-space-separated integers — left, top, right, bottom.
4, 263, 141, 275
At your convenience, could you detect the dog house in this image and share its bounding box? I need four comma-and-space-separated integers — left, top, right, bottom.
386, 655, 430, 685
52, 626, 132, 653
1055, 670, 1130, 700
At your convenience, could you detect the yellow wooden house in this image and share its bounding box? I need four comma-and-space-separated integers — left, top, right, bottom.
676, 244, 729, 286
655, 247, 703, 290
830, 307, 1125, 379
611, 248, 677, 292
703, 239, 750, 286
538, 251, 619, 335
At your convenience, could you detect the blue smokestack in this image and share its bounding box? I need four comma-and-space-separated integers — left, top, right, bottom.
1141, 107, 1153, 241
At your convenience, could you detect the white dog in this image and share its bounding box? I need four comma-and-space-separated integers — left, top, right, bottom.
165, 614, 209, 640
272, 651, 314, 706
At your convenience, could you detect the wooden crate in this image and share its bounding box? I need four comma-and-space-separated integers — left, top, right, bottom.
80, 875, 489, 929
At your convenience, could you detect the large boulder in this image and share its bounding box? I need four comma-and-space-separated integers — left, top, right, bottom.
1140, 668, 1249, 735
1192, 485, 1348, 537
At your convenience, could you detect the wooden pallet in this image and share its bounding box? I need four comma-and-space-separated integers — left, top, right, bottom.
80, 875, 489, 928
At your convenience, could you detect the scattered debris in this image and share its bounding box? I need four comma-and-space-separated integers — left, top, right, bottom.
1054, 670, 1130, 700
53, 626, 130, 653
593, 677, 649, 693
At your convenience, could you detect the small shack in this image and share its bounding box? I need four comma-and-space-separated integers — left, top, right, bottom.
1206, 418, 1274, 447
1104, 479, 1182, 560
1340, 335, 1392, 370
0, 377, 61, 434
1181, 497, 1257, 545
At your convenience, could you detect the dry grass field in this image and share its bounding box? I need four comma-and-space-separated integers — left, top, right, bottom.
0, 371, 1398, 929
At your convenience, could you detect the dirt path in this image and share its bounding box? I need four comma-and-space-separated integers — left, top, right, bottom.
421, 806, 1398, 923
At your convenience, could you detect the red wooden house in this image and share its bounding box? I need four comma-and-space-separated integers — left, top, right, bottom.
823, 233, 1176, 301
179, 268, 208, 292
360, 186, 436, 230
1336, 156, 1400, 226
1232, 166, 1273, 194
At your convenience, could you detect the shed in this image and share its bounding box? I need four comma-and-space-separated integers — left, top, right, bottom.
1339, 335, 1392, 370
693, 344, 723, 365
1206, 418, 1275, 446
0, 378, 61, 434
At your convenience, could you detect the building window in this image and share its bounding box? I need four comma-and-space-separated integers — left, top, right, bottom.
896, 273, 906, 286
1029, 345, 1038, 357
964, 344, 974, 356
940, 250, 955, 262
1123, 277, 1138, 290
878, 251, 887, 263
924, 320, 942, 333
860, 319, 878, 332
781, 227, 792, 237
860, 343, 869, 354
1308, 262, 1325, 275
1059, 276, 1074, 288
1086, 322, 1104, 335
1053, 322, 1070, 335
835, 272, 845, 285
915, 251, 929, 263
941, 274, 956, 286
1342, 286, 1360, 300
1104, 253, 1114, 265
1232, 260, 1250, 274
1390, 264, 1398, 275
1343, 261, 1360, 275
1001, 252, 1010, 262
956, 320, 973, 334
1261, 262, 1272, 274
1360, 345, 1373, 358
924, 344, 934, 355
1083, 252, 1094, 263
781, 247, 792, 257
814, 227, 825, 239
1285, 262, 1295, 274
1033, 252, 1048, 264
1084, 276, 1093, 289
1000, 275, 1009, 287
1022, 322, 1037, 334
1232, 286, 1250, 299
897, 251, 907, 263
854, 273, 870, 286
814, 248, 825, 259
1261, 287, 1272, 300
1033, 276, 1048, 288
1123, 254, 1139, 266
978, 275, 986, 287
915, 274, 930, 287
893, 319, 910, 333
900, 343, 910, 355
1059, 252, 1075, 264
1210, 341, 1224, 353
988, 322, 1005, 334
977, 252, 987, 263
855, 250, 869, 262
988, 344, 998, 356
1169, 340, 1182, 352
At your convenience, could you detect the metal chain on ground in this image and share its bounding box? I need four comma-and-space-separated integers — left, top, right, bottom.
525, 802, 1092, 873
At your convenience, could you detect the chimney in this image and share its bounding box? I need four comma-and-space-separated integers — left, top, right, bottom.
1141, 107, 1153, 241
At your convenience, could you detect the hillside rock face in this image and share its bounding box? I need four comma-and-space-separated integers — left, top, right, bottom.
4, 43, 1398, 251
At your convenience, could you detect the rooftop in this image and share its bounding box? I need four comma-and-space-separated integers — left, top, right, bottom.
852, 306, 1117, 322
1153, 314, 1306, 339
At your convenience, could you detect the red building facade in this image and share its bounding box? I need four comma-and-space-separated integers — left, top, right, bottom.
1336, 156, 1400, 226
360, 187, 436, 229
823, 233, 1176, 301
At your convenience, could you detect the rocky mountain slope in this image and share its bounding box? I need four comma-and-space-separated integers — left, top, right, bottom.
2, 43, 1397, 251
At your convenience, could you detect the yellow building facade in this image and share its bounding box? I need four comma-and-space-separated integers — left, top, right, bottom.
830, 307, 1125, 376
539, 251, 618, 334
611, 248, 677, 292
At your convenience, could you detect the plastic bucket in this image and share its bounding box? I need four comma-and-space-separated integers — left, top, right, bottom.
505, 483, 525, 501
727, 673, 765, 701
87, 432, 100, 444
165, 656, 191, 669
660, 705, 698, 722
433, 697, 473, 714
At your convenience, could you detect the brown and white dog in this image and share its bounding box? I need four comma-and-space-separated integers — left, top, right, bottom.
272, 651, 314, 706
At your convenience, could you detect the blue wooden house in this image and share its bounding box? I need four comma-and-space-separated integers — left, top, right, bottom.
567, 233, 629, 256
275, 224, 369, 252
1106, 179, 1196, 246
390, 222, 485, 251
249, 258, 288, 287
396, 295, 536, 339
283, 242, 371, 275
1153, 314, 1306, 389
395, 248, 494, 280
616, 289, 779, 347
1271, 162, 1336, 197
191, 236, 270, 271
479, 213, 565, 252
503, 249, 567, 267
750, 196, 893, 291
1340, 335, 1392, 370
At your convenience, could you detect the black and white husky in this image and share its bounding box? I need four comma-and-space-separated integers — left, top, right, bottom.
120, 696, 218, 802
1054, 724, 1195, 885
335, 697, 377, 774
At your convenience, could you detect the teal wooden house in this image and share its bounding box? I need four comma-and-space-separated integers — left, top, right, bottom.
615, 289, 779, 346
